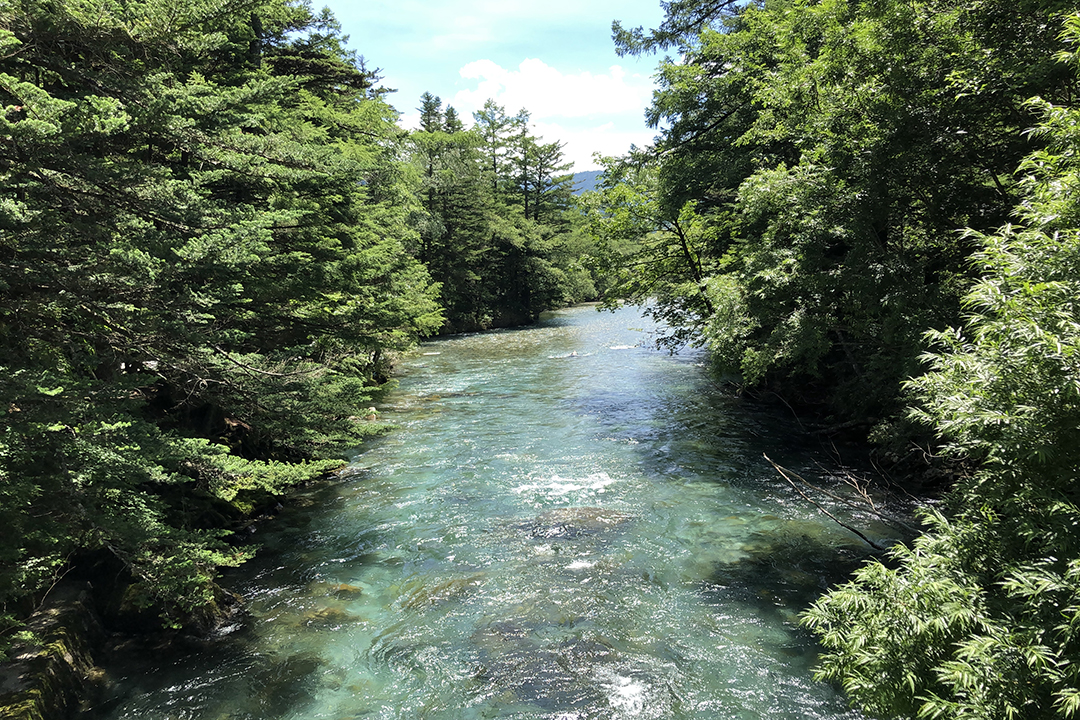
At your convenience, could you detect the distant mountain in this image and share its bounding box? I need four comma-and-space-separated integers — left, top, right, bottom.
571, 170, 603, 195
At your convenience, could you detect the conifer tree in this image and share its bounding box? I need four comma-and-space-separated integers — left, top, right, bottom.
407, 94, 599, 331
472, 99, 516, 195
0, 0, 441, 641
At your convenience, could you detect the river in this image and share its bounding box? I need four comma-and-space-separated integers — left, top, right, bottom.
89, 304, 895, 720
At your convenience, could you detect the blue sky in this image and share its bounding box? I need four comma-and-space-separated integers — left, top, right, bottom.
323, 0, 667, 170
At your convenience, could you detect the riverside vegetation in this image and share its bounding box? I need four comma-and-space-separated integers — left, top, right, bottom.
587, 2, 1080, 718
0, 0, 596, 662
3, 0, 1080, 718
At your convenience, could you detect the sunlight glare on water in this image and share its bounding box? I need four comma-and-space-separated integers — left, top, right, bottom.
90, 304, 883, 720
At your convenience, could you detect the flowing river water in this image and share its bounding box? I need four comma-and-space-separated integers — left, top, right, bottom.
90, 304, 899, 720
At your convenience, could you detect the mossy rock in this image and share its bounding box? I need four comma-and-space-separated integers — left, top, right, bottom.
0, 583, 107, 720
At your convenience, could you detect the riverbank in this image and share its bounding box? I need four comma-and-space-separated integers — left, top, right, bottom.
0, 582, 106, 720
0, 461, 355, 720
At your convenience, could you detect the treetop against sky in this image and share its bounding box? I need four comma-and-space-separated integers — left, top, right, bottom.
325, 0, 666, 170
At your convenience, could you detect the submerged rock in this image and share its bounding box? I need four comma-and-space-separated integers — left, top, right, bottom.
248, 652, 324, 718
526, 507, 634, 540
469, 626, 618, 713
395, 574, 485, 610
302, 606, 362, 627
307, 581, 364, 600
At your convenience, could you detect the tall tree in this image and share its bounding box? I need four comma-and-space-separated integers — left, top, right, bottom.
409, 96, 495, 329
418, 91, 444, 132
0, 0, 441, 640
605, 0, 1076, 424
508, 107, 534, 216
527, 139, 574, 223
407, 95, 601, 332
472, 98, 516, 193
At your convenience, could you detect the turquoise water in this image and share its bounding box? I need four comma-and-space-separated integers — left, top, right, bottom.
91, 304, 892, 720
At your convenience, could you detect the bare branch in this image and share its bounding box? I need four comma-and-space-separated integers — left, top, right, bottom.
210, 345, 321, 378
766, 453, 899, 551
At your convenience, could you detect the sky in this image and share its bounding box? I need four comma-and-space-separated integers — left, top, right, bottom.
322, 0, 668, 171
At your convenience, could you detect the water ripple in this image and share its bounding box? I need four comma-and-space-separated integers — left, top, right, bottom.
88, 305, 885, 720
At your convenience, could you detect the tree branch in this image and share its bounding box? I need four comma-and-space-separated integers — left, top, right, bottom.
765, 453, 895, 550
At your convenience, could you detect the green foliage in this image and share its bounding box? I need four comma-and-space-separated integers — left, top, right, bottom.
804, 17, 1080, 718
179, 438, 344, 508
604, 2, 1080, 716
606, 0, 1075, 422
0, 0, 441, 641
406, 95, 597, 332
578, 159, 718, 349
612, 0, 743, 57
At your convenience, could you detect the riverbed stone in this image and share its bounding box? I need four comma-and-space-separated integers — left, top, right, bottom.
526, 507, 633, 539
395, 574, 485, 610
469, 626, 618, 714
249, 652, 323, 717
302, 606, 362, 627
307, 581, 364, 600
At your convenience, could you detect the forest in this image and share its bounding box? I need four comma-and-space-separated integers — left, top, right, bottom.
0, 0, 594, 652
593, 0, 1080, 717
2, 0, 1080, 718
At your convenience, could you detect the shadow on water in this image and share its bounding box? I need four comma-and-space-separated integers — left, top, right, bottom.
84, 305, 885, 720
91, 628, 327, 720
701, 522, 873, 620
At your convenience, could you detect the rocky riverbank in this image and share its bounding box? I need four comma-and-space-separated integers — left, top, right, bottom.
0, 463, 354, 720
0, 582, 107, 720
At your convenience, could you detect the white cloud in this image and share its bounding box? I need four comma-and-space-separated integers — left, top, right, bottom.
450, 59, 657, 170
395, 59, 658, 171
332, 0, 666, 170
451, 58, 653, 120
531, 120, 656, 171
